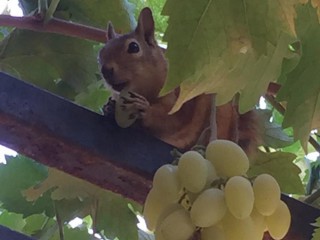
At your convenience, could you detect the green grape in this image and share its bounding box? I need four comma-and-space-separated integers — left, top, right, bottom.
266, 201, 291, 240
115, 90, 137, 128
143, 188, 174, 231
153, 164, 182, 201
205, 140, 249, 177
190, 188, 227, 227
156, 207, 195, 240
225, 176, 254, 219
251, 208, 266, 239
253, 174, 281, 216
223, 212, 263, 240
201, 225, 225, 240
178, 151, 208, 193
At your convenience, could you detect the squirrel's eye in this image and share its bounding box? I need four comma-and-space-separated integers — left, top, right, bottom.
127, 42, 140, 54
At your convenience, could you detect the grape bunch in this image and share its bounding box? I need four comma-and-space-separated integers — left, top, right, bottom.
143, 140, 291, 240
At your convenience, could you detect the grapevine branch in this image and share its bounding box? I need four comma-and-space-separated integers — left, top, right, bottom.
0, 14, 107, 43
264, 94, 320, 153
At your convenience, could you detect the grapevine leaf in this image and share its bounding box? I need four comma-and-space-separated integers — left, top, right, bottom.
0, 29, 98, 99
18, 0, 135, 31
248, 150, 305, 194
0, 211, 26, 232
277, 2, 320, 151
54, 199, 92, 223
0, 156, 54, 217
51, 226, 94, 240
57, 0, 136, 31
74, 80, 110, 113
312, 217, 320, 240
161, 0, 297, 113
258, 109, 294, 148
23, 167, 139, 240
96, 192, 139, 240
22, 214, 48, 236
23, 168, 104, 201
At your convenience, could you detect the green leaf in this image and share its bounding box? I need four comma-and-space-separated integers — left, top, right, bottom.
23, 214, 48, 236
0, 29, 98, 99
258, 109, 294, 148
51, 226, 94, 240
277, 2, 320, 151
96, 192, 138, 240
0, 211, 26, 232
19, 0, 135, 31
57, 0, 136, 31
0, 156, 54, 217
23, 167, 139, 240
161, 0, 297, 113
248, 150, 305, 194
23, 168, 105, 201
74, 80, 110, 113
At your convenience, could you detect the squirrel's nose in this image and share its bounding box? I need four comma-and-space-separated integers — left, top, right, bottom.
101, 65, 114, 80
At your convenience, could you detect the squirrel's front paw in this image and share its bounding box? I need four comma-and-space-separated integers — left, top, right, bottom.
102, 97, 116, 116
114, 91, 150, 128
120, 91, 150, 118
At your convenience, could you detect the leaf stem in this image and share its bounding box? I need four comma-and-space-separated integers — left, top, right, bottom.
209, 94, 217, 142
265, 94, 320, 153
53, 201, 64, 240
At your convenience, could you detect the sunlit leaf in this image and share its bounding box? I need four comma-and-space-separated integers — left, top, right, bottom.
248, 150, 305, 194
161, 0, 298, 113
0, 156, 53, 217
277, 2, 320, 151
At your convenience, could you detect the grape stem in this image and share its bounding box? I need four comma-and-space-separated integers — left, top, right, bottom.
209, 94, 218, 142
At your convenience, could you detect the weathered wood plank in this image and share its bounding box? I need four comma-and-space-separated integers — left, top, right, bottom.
0, 72, 320, 240
0, 72, 173, 204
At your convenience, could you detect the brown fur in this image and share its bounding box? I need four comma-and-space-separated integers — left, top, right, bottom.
99, 7, 259, 152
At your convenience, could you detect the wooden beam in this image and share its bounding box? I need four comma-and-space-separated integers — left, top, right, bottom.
0, 72, 320, 239
0, 72, 174, 204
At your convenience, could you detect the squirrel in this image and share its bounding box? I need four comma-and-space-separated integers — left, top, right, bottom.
98, 7, 259, 153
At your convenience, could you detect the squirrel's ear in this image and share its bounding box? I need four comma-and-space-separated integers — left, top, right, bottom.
107, 21, 116, 40
136, 7, 156, 46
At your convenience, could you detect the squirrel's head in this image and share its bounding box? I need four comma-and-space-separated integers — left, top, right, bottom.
99, 7, 167, 101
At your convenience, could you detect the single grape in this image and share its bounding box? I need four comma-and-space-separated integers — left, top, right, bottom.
190, 188, 227, 227
205, 140, 249, 177
178, 151, 208, 193
223, 212, 263, 240
156, 207, 195, 240
266, 200, 291, 240
143, 188, 174, 231
115, 90, 137, 128
201, 225, 226, 240
253, 174, 281, 216
225, 176, 254, 219
251, 208, 266, 239
153, 164, 182, 201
